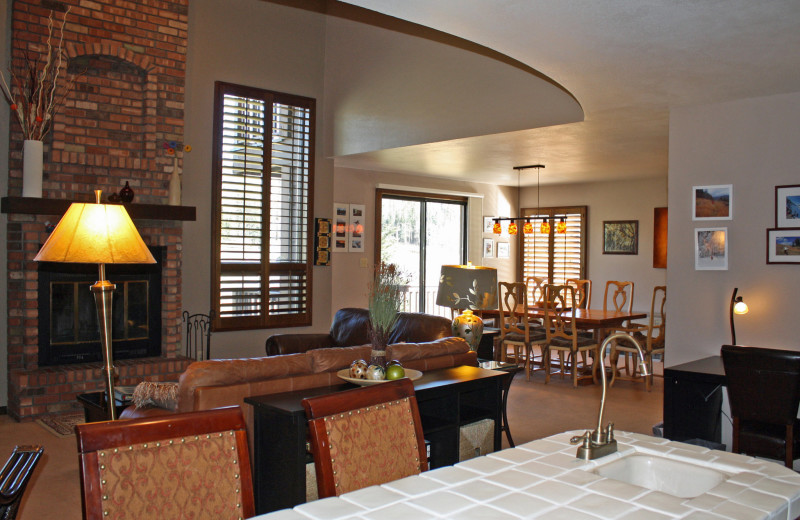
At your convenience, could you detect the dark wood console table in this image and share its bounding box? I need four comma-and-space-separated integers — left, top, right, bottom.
244, 365, 505, 514
663, 355, 726, 445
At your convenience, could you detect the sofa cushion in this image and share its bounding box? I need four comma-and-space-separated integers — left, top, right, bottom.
309, 345, 372, 373
387, 336, 470, 362
329, 308, 372, 347
389, 312, 453, 344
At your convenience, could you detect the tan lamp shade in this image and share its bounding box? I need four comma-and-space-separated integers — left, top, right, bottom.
34, 201, 155, 264
436, 264, 498, 310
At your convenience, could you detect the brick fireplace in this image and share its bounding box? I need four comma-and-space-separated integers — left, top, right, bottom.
4, 0, 193, 420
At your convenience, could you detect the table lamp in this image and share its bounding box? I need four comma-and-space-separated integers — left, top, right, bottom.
436, 264, 497, 351
34, 190, 156, 419
729, 287, 749, 345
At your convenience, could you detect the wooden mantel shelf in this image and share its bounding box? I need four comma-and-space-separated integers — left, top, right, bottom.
0, 197, 196, 221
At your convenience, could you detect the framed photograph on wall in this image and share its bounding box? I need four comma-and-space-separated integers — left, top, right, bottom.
775, 185, 800, 228
694, 227, 728, 270
483, 216, 495, 233
497, 242, 509, 258
602, 220, 639, 255
693, 184, 732, 220
766, 228, 800, 264
333, 202, 349, 251
483, 238, 494, 258
349, 204, 365, 252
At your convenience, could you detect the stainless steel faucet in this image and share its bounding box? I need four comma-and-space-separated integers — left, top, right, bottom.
570, 332, 649, 460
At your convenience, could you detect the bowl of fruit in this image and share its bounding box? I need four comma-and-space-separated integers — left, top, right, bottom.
337, 359, 422, 386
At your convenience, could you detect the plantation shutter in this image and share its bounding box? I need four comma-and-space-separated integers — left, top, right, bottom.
212, 82, 314, 331
521, 206, 587, 290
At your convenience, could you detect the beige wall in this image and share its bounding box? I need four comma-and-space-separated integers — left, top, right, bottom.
667, 91, 800, 366
182, 0, 333, 357
521, 177, 668, 311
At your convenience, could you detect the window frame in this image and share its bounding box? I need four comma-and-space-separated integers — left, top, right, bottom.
518, 205, 587, 286
211, 81, 315, 332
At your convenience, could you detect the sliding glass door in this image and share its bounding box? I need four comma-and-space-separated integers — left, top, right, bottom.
378, 191, 466, 316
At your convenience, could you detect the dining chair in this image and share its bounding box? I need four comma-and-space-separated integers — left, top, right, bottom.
498, 281, 547, 380
302, 378, 428, 498
721, 344, 800, 468
610, 286, 665, 391
0, 445, 44, 520
76, 406, 254, 520
603, 280, 635, 316
543, 284, 600, 387
566, 279, 592, 309
524, 276, 548, 307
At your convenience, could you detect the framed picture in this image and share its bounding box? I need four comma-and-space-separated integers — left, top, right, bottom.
483, 216, 495, 233
693, 184, 732, 220
497, 241, 509, 258
602, 220, 639, 255
483, 238, 494, 258
694, 227, 728, 270
766, 227, 800, 264
349, 204, 365, 252
333, 202, 349, 251
775, 185, 800, 228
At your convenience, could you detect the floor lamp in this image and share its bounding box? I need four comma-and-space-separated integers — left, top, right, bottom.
34, 190, 155, 419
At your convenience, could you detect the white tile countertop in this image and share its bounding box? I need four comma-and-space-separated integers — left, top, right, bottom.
254, 430, 800, 520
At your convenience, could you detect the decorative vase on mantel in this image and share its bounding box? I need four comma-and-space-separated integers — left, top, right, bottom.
168, 156, 182, 205
22, 140, 43, 198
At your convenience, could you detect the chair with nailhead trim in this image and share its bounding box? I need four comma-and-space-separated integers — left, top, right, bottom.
76, 406, 254, 520
302, 378, 428, 498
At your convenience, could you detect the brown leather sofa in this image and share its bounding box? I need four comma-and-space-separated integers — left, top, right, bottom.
121, 336, 477, 453
265, 308, 454, 356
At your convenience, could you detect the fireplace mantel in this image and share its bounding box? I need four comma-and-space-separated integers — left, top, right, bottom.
1, 197, 196, 221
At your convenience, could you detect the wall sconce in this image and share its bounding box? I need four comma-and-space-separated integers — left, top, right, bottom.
729, 287, 749, 345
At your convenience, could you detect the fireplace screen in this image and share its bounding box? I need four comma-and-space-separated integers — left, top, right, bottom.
37, 246, 163, 366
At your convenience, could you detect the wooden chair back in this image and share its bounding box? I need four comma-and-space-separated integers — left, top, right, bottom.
76, 406, 254, 520
0, 445, 44, 520
302, 378, 427, 498
524, 276, 548, 307
498, 282, 533, 338
603, 280, 634, 313
544, 284, 579, 342
566, 279, 592, 309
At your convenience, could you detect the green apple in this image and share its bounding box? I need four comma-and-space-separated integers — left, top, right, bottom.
385, 364, 405, 380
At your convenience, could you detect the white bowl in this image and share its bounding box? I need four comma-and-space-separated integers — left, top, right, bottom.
337, 368, 423, 386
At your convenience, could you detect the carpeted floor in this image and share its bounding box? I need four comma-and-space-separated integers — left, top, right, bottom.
35, 412, 85, 437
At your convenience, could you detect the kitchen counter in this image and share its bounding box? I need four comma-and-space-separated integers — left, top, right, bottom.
254, 430, 800, 519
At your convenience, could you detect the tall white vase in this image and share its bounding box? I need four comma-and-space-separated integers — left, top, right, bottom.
22, 140, 43, 198
168, 156, 181, 205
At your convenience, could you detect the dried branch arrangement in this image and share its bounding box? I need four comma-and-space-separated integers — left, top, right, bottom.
0, 7, 75, 141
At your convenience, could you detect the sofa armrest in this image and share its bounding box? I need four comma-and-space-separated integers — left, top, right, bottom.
265, 333, 336, 355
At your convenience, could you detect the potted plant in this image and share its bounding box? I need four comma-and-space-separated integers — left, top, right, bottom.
367, 262, 406, 367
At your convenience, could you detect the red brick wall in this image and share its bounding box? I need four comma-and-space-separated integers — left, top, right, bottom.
5, 0, 191, 420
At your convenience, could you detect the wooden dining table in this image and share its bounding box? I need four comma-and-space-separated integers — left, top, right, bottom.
480, 307, 648, 381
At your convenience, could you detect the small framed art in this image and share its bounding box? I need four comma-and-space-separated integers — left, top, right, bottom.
775, 185, 800, 228
333, 202, 349, 251
483, 216, 495, 233
693, 185, 732, 220
497, 242, 509, 258
766, 228, 800, 264
483, 238, 494, 258
694, 227, 728, 270
349, 204, 365, 252
603, 220, 639, 255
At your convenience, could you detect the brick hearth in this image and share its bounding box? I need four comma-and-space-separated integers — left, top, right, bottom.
5, 0, 191, 420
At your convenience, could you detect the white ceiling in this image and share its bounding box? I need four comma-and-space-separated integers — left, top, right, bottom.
335, 0, 800, 186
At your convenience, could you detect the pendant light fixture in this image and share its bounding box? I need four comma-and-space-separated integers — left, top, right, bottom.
492, 164, 545, 235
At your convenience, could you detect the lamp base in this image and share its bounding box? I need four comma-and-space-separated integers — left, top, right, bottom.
452, 309, 484, 352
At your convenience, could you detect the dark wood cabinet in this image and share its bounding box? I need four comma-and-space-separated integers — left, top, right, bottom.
245, 365, 504, 514
663, 355, 726, 445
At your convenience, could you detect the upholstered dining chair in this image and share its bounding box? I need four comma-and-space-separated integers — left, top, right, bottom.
524, 276, 548, 307
610, 286, 665, 391
721, 344, 800, 468
543, 284, 601, 387
76, 406, 254, 520
498, 281, 547, 380
302, 378, 428, 498
0, 445, 44, 520
566, 279, 592, 309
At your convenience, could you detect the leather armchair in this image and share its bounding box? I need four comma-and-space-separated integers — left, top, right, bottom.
266, 308, 453, 356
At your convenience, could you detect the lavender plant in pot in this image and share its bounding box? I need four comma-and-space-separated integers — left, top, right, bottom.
367, 263, 406, 367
